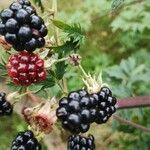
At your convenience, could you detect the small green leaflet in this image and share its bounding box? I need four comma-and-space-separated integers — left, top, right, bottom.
28, 84, 43, 93
28, 84, 48, 99
35, 89, 48, 99
27, 73, 55, 99
105, 57, 150, 90
52, 20, 85, 43
39, 75, 55, 88
52, 37, 80, 55
6, 82, 23, 92
55, 61, 68, 80
52, 20, 85, 35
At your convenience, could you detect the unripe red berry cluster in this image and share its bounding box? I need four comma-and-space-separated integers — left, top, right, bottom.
6, 51, 46, 86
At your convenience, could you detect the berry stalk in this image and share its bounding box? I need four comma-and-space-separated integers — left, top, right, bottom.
117, 96, 150, 109
78, 64, 101, 94
113, 114, 150, 133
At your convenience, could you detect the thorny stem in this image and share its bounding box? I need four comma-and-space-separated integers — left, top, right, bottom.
56, 57, 69, 63
27, 93, 42, 104
57, 81, 64, 92
78, 64, 101, 94
45, 57, 68, 70
113, 114, 150, 133
52, 0, 60, 45
51, 0, 69, 95
78, 64, 89, 78
62, 78, 68, 94
16, 91, 31, 99
117, 96, 150, 109
11, 90, 31, 105
32, 102, 45, 111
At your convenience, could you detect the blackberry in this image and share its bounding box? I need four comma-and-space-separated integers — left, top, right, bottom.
68, 135, 95, 150
0, 92, 13, 116
11, 130, 41, 150
0, 0, 48, 52
57, 89, 91, 134
57, 87, 117, 133
6, 51, 46, 86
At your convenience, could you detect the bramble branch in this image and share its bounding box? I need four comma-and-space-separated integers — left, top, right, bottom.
117, 96, 150, 109
113, 114, 150, 133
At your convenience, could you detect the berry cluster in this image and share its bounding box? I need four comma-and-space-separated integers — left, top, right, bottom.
68, 134, 95, 150
6, 51, 46, 86
11, 130, 41, 150
56, 87, 117, 133
0, 92, 13, 116
0, 0, 47, 52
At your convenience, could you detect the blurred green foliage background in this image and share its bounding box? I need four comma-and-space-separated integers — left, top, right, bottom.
0, 0, 150, 149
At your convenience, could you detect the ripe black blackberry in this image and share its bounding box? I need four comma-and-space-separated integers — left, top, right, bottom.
57, 89, 92, 134
0, 92, 13, 116
0, 0, 48, 52
56, 87, 117, 134
11, 130, 41, 150
68, 134, 95, 150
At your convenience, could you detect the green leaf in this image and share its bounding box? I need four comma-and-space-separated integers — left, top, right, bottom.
52, 37, 80, 54
52, 20, 85, 35
55, 61, 67, 80
105, 65, 127, 80
6, 82, 23, 92
35, 89, 48, 99
39, 75, 55, 88
52, 20, 85, 42
28, 84, 43, 93
105, 56, 150, 97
